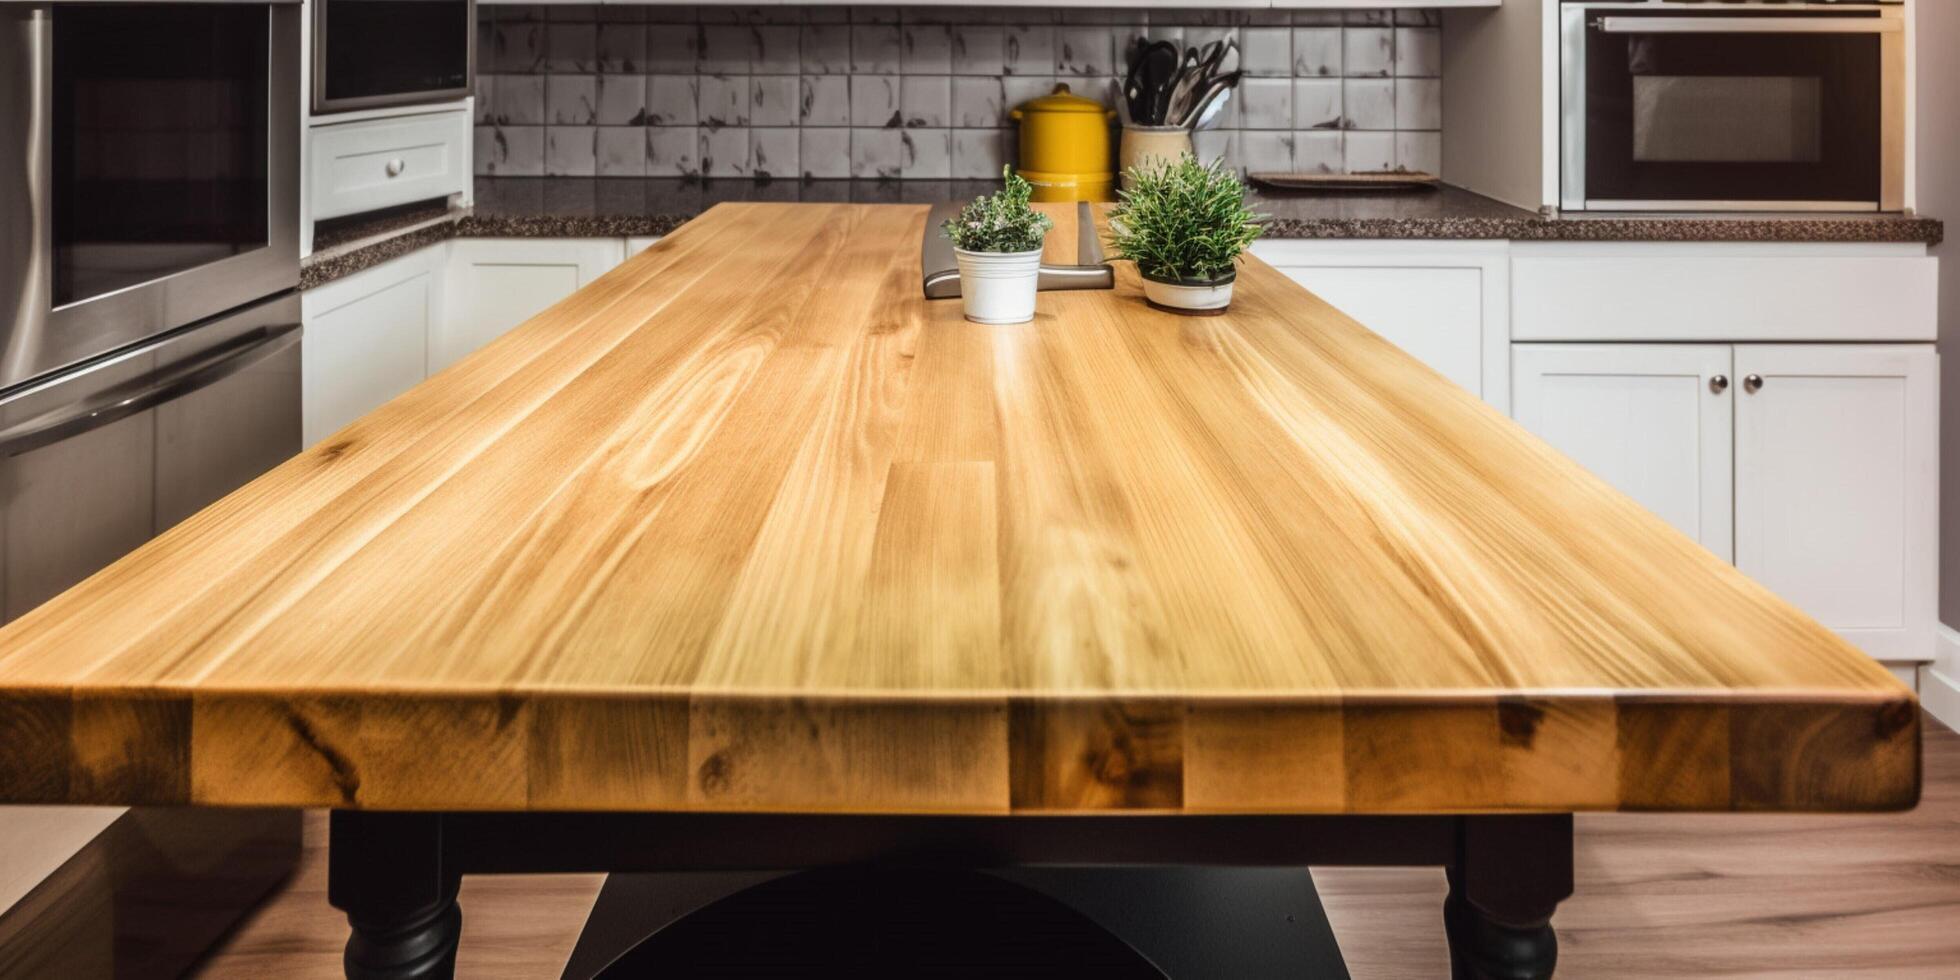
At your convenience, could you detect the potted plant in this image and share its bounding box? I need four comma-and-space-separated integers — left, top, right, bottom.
942, 167, 1055, 324
1107, 155, 1262, 315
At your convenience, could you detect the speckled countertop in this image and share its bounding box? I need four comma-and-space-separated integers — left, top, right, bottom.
301, 177, 1944, 291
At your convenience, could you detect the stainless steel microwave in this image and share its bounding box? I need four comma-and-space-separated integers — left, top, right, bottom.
1559, 1, 1905, 212
312, 0, 474, 114
1, 0, 301, 390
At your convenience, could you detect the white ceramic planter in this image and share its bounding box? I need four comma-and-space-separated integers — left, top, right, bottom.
954, 247, 1043, 324
1141, 273, 1236, 315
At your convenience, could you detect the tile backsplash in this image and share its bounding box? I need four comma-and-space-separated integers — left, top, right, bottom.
475, 6, 1443, 180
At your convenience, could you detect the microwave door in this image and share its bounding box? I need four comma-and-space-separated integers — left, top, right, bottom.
1569, 8, 1903, 212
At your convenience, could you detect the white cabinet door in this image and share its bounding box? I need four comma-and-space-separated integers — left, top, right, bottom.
1253, 241, 1508, 406
435, 238, 627, 373
1512, 344, 1735, 559
1734, 344, 1939, 662
300, 247, 439, 447
625, 236, 662, 256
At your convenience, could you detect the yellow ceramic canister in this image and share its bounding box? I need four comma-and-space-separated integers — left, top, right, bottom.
1011, 83, 1116, 202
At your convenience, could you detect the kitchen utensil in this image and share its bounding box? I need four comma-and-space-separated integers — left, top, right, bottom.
1182, 71, 1241, 129
1010, 83, 1118, 202
923, 200, 1114, 299
1246, 171, 1443, 192
1125, 41, 1179, 125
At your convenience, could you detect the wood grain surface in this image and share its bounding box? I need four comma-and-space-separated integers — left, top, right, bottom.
0, 202, 1919, 814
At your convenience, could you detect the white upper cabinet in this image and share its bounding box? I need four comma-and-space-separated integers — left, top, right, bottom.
1733, 344, 1939, 663
1513, 344, 1735, 561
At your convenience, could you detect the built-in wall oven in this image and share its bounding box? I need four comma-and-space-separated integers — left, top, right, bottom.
312, 0, 474, 114
1560, 1, 1905, 212
1, 0, 302, 624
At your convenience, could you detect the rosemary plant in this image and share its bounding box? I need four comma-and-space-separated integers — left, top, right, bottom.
1107, 156, 1263, 283
942, 167, 1054, 253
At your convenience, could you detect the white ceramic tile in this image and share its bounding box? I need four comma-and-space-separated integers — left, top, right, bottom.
902, 129, 953, 179
596, 126, 646, 175
544, 125, 596, 176
495, 75, 545, 126
699, 125, 749, 176
1394, 27, 1440, 78
645, 24, 696, 74
647, 126, 698, 177
903, 24, 953, 75
1343, 78, 1395, 130
1396, 130, 1442, 175
1293, 130, 1343, 173
1293, 77, 1342, 130
595, 23, 645, 74
699, 25, 753, 74
1004, 25, 1054, 77
1292, 28, 1341, 78
851, 127, 904, 179
901, 75, 951, 129
1241, 28, 1292, 77
751, 76, 798, 127
1343, 26, 1392, 78
1394, 78, 1440, 130
951, 129, 1007, 179
546, 75, 596, 125
646, 75, 698, 126
1238, 77, 1293, 131
851, 24, 902, 74
595, 75, 645, 125
754, 26, 800, 74
473, 125, 500, 176
1344, 130, 1395, 172
697, 74, 749, 128
800, 127, 851, 178
801, 75, 850, 126
1240, 131, 1295, 173
951, 77, 1005, 129
1192, 129, 1239, 171
546, 23, 597, 73
800, 24, 850, 74
952, 26, 1005, 77
1056, 27, 1113, 78
850, 74, 900, 128
751, 127, 799, 179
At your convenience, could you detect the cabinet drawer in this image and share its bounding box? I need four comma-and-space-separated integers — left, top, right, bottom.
310, 110, 469, 221
1513, 248, 1937, 342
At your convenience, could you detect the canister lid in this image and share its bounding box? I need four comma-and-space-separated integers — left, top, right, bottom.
1017, 83, 1109, 115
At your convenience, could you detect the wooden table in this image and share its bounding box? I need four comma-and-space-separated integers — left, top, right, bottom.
0, 203, 1919, 979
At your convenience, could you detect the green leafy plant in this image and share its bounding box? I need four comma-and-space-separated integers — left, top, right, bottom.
942, 166, 1054, 254
1107, 155, 1263, 283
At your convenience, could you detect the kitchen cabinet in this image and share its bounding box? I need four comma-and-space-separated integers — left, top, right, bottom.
436, 239, 626, 373
301, 248, 439, 447
626, 237, 663, 257
1251, 240, 1508, 406
1733, 345, 1938, 664
1512, 344, 1734, 561
1513, 341, 1938, 665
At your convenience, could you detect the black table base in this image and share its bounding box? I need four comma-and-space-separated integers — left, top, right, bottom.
326, 811, 1573, 980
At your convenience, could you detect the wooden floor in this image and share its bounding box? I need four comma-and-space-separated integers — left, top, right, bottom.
190, 715, 1960, 979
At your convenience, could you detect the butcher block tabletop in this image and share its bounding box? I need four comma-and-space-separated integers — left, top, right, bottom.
0, 203, 1918, 815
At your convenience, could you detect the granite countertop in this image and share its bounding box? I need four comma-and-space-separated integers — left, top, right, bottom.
301, 177, 1945, 291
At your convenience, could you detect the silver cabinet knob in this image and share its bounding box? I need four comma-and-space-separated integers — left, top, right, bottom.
1710, 374, 1729, 394
1743, 374, 1764, 393
385, 159, 406, 177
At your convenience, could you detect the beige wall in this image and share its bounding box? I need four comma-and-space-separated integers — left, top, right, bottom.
1442, 0, 1546, 211
1921, 0, 1960, 627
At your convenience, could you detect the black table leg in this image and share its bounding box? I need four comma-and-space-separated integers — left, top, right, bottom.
328, 811, 462, 980
1444, 814, 1574, 980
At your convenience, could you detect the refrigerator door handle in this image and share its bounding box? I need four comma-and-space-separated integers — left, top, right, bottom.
0, 321, 300, 458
